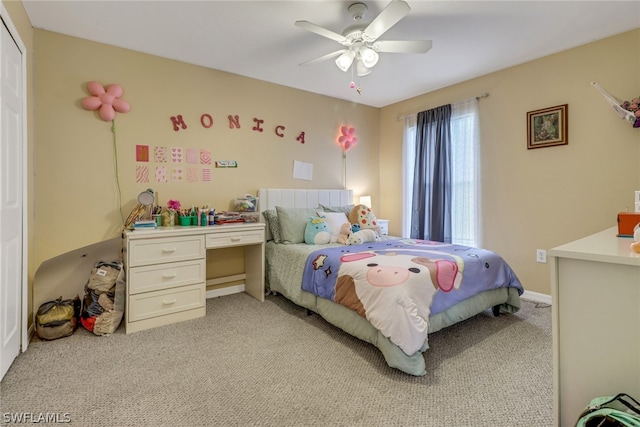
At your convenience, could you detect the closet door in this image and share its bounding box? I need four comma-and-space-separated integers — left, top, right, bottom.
0, 17, 24, 380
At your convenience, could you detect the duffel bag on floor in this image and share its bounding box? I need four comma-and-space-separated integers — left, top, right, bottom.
35, 296, 80, 340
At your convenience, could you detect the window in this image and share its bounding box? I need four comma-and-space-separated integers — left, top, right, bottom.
402, 98, 481, 246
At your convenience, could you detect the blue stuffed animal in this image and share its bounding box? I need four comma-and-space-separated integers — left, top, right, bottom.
304, 217, 331, 245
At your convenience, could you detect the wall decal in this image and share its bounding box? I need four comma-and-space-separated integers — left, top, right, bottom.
200, 149, 211, 165
337, 126, 357, 151
172, 167, 184, 182
215, 160, 238, 168
200, 114, 214, 128
136, 166, 149, 183
167, 113, 304, 143
136, 145, 149, 162
155, 166, 168, 183
170, 115, 188, 131
154, 146, 167, 163
228, 115, 241, 129
187, 168, 199, 183
186, 148, 198, 164
202, 169, 211, 182
81, 81, 131, 122
253, 118, 264, 132
171, 147, 183, 163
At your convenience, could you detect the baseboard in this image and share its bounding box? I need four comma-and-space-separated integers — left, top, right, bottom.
206, 284, 245, 299
521, 290, 552, 305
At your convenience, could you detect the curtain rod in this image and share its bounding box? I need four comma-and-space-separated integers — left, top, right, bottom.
395, 93, 489, 121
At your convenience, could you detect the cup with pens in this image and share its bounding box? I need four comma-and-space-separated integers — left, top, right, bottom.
152, 206, 162, 226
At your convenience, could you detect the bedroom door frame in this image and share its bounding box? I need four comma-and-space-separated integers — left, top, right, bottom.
0, 4, 29, 381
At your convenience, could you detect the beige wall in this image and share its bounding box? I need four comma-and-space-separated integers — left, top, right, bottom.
4, 0, 639, 321
380, 29, 640, 296
32, 30, 380, 265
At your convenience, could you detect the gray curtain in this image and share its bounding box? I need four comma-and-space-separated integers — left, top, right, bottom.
410, 104, 452, 242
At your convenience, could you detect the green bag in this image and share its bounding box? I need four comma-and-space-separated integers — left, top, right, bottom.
576, 393, 640, 427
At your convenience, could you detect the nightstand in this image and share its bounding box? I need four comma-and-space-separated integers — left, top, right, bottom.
378, 219, 389, 236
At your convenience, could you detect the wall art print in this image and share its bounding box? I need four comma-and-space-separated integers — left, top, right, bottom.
527, 104, 568, 149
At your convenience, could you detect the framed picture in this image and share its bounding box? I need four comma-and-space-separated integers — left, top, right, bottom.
527, 104, 568, 149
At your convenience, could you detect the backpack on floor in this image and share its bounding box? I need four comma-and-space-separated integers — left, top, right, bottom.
35, 296, 80, 340
576, 393, 640, 427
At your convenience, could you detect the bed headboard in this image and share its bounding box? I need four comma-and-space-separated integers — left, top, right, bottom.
257, 188, 353, 240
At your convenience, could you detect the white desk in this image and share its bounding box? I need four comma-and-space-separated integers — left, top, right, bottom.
123, 222, 265, 333
549, 227, 640, 426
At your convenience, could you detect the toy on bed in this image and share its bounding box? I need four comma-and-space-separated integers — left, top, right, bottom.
348, 204, 381, 235
338, 223, 352, 245
346, 228, 380, 245
338, 222, 379, 245
304, 217, 331, 245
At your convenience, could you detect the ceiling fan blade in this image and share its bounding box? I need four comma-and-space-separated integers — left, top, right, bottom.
373, 40, 432, 54
295, 20, 348, 44
363, 0, 411, 42
299, 49, 347, 66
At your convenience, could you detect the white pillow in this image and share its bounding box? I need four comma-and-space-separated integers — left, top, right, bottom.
318, 211, 349, 243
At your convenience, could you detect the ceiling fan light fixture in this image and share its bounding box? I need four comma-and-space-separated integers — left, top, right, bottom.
335, 50, 356, 72
359, 46, 379, 68
356, 60, 372, 76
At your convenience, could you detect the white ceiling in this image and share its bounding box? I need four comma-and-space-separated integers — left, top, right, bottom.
22, 0, 640, 108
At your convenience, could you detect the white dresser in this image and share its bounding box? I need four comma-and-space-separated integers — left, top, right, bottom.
549, 227, 640, 426
124, 222, 265, 333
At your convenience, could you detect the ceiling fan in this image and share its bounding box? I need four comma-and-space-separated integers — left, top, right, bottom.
295, 0, 432, 77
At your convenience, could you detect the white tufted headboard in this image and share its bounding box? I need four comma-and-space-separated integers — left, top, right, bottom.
257, 188, 353, 240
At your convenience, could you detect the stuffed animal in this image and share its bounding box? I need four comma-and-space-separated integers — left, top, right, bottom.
338, 222, 352, 245
348, 204, 381, 235
346, 228, 380, 245
304, 217, 331, 245
631, 223, 640, 253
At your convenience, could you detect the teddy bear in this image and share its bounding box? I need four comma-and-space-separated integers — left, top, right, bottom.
631, 223, 640, 253
348, 204, 381, 236
338, 222, 352, 245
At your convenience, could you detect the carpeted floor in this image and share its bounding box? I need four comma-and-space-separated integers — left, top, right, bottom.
0, 294, 552, 427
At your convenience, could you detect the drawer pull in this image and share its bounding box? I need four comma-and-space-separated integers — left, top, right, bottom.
162, 298, 177, 305
162, 247, 177, 253
162, 272, 177, 279
230, 237, 242, 242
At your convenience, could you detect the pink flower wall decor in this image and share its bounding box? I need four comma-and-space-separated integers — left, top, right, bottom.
81, 81, 131, 122
337, 126, 358, 152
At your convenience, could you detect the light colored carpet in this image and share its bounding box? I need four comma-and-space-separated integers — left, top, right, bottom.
0, 294, 552, 427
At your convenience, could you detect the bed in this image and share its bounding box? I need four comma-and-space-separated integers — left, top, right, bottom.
258, 188, 523, 376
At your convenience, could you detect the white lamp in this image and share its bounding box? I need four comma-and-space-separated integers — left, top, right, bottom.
335, 50, 356, 72
359, 47, 379, 68
356, 60, 372, 77
359, 195, 372, 208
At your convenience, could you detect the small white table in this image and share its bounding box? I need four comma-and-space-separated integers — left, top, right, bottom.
123, 222, 265, 333
549, 227, 640, 426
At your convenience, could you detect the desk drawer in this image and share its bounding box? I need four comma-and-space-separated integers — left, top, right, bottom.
128, 259, 206, 295
128, 235, 205, 267
206, 230, 263, 248
128, 283, 205, 322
